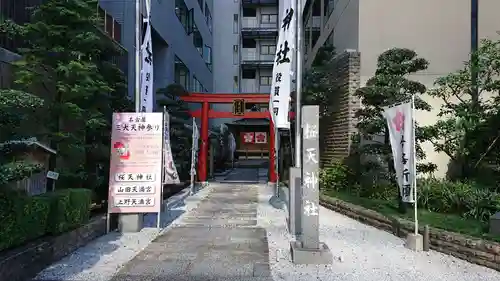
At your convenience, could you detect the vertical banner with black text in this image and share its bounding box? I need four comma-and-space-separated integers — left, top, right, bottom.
383, 101, 416, 203
269, 0, 296, 129
139, 1, 153, 112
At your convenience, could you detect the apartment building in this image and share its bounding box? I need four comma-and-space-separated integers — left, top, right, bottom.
211, 0, 279, 126
100, 0, 214, 106
302, 0, 500, 175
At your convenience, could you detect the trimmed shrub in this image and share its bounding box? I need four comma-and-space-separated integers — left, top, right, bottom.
319, 162, 351, 192
417, 178, 500, 221
45, 188, 92, 234
0, 189, 51, 251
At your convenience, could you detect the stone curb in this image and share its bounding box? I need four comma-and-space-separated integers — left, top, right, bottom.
0, 215, 106, 281
319, 195, 500, 271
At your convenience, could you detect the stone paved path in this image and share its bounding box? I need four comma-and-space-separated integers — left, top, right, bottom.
110, 182, 272, 281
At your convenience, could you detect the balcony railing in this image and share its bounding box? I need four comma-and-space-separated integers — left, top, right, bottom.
242, 0, 278, 5
242, 17, 278, 30
241, 80, 271, 94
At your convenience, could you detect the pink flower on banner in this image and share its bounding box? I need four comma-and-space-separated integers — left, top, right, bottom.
242, 132, 255, 143
392, 110, 405, 132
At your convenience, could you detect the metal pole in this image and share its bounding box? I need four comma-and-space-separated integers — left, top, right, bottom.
134, 0, 141, 112
294, 0, 303, 168
471, 0, 479, 99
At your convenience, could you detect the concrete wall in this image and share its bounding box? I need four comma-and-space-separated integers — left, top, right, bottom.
99, 0, 213, 110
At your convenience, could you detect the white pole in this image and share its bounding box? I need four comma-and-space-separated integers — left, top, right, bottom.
294, 0, 303, 168
134, 0, 141, 112
411, 94, 418, 235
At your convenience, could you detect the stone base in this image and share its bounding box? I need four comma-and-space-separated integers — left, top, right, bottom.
489, 212, 500, 235
290, 240, 333, 264
405, 233, 423, 251
267, 181, 277, 187
118, 213, 143, 233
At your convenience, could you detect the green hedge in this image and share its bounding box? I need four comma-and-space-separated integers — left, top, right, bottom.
320, 163, 500, 222
0, 188, 92, 251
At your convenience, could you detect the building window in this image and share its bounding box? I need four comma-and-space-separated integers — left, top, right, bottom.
260, 44, 276, 55
175, 0, 193, 34
197, 0, 203, 12
205, 3, 212, 32
312, 0, 321, 16
260, 75, 272, 86
174, 56, 190, 90
233, 14, 239, 33
242, 8, 256, 17
233, 75, 239, 92
193, 24, 203, 55
233, 45, 239, 65
261, 14, 277, 24
242, 38, 256, 48
242, 69, 256, 79
204, 45, 212, 71
193, 76, 204, 92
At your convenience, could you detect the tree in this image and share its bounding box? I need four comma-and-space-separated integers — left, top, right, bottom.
0, 89, 45, 186
422, 39, 500, 183
1, 0, 131, 192
302, 46, 340, 118
354, 48, 436, 211
157, 84, 194, 180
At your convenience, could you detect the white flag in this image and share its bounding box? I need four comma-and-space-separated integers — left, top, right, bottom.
139, 16, 154, 112
163, 108, 180, 184
269, 0, 296, 129
382, 101, 416, 203
191, 118, 199, 175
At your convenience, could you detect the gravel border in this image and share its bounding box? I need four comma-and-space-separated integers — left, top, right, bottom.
257, 186, 500, 281
34, 186, 213, 281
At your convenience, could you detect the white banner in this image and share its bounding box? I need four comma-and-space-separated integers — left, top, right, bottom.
163, 108, 180, 184
269, 0, 296, 129
382, 101, 416, 203
228, 133, 236, 161
191, 118, 199, 175
139, 15, 154, 112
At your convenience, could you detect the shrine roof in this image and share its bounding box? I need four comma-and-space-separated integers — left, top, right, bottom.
226, 118, 270, 127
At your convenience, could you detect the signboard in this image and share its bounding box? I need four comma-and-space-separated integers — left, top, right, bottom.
255, 132, 267, 144
46, 171, 59, 180
241, 132, 255, 143
233, 99, 245, 116
108, 112, 163, 214
300, 106, 320, 249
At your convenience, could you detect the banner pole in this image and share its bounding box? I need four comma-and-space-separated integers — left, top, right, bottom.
412, 94, 418, 235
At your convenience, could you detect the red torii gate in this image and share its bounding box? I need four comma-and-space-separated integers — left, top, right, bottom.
180, 92, 295, 183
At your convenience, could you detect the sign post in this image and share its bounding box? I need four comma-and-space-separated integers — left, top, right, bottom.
107, 113, 163, 233
290, 105, 332, 264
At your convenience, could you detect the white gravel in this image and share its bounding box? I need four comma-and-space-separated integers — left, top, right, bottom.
257, 186, 500, 281
34, 185, 212, 281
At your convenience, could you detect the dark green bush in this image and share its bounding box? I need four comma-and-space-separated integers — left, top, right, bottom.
418, 178, 500, 221
45, 188, 92, 234
0, 189, 51, 251
319, 162, 351, 192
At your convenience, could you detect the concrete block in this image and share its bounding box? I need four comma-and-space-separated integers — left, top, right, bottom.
290, 240, 333, 265
405, 233, 423, 251
118, 213, 143, 233
490, 212, 500, 235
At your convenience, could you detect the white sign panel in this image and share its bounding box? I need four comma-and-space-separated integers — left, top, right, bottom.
383, 101, 416, 203
269, 0, 296, 129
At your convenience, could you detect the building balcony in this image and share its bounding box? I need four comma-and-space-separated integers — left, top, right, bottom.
241, 81, 271, 94
241, 48, 274, 68
242, 0, 278, 6
241, 17, 278, 38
